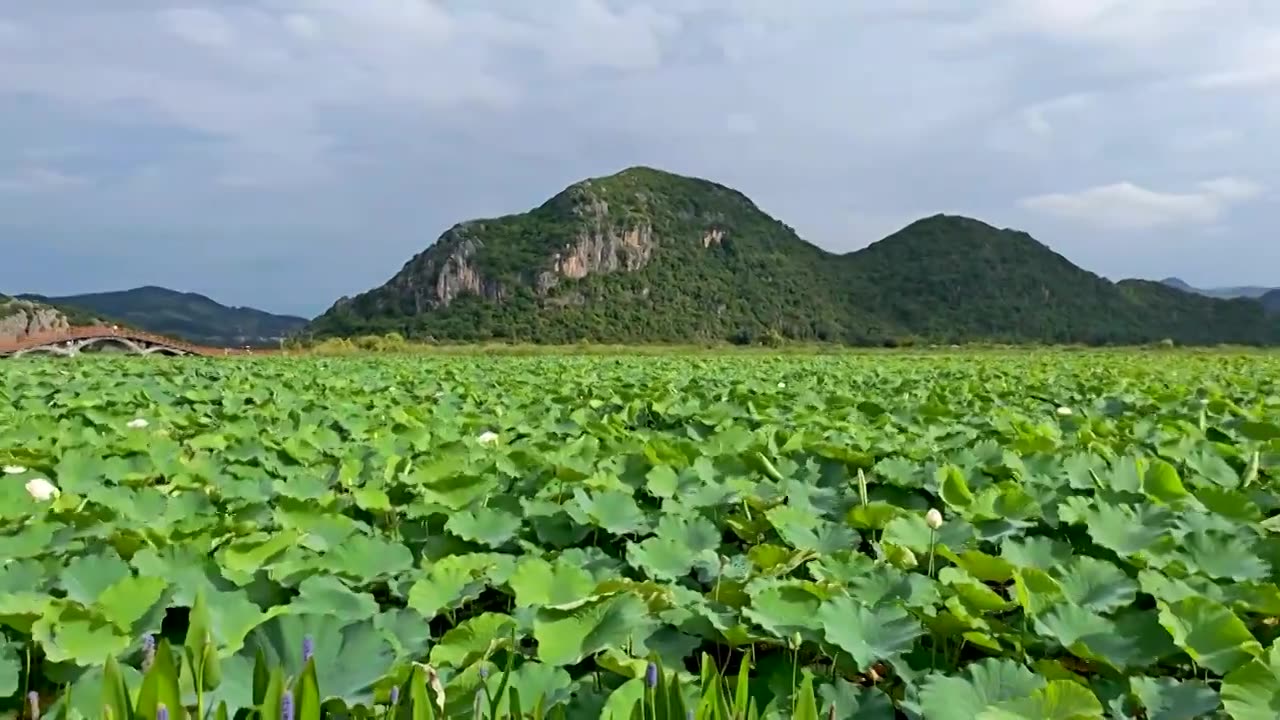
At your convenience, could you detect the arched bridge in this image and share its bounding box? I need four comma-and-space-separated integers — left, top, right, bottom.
0, 326, 262, 358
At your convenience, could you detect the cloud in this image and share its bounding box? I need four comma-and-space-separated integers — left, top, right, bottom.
1020, 177, 1264, 230
0, 1, 1278, 313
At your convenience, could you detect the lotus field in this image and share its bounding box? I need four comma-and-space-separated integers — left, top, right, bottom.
3, 351, 1280, 718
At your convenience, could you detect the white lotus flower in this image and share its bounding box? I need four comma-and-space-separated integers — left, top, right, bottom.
3, 465, 26, 475
1056, 406, 1073, 416
126, 418, 149, 429
25, 477, 60, 501
925, 508, 943, 530
477, 431, 499, 445
777, 382, 786, 388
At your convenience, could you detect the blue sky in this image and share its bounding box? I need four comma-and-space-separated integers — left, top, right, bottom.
0, 1, 1276, 317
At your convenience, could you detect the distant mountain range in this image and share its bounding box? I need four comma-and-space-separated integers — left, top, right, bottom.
1159, 277, 1277, 300
307, 166, 1280, 346
15, 286, 308, 347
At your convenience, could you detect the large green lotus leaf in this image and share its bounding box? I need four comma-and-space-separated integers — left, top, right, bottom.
0, 640, 18, 697
1052, 557, 1137, 613
428, 612, 516, 668
321, 534, 414, 582
240, 613, 396, 707
1158, 596, 1263, 675
95, 574, 168, 630
507, 557, 597, 607
1168, 531, 1271, 581
575, 489, 649, 535
882, 513, 973, 554
30, 603, 132, 666
1078, 503, 1172, 557
849, 565, 940, 610
533, 592, 652, 666
1142, 460, 1191, 503
484, 661, 575, 715
1035, 605, 1177, 671
998, 535, 1070, 568
60, 550, 131, 606
817, 596, 922, 670
286, 575, 379, 622
910, 658, 1045, 720
743, 581, 825, 642
1222, 642, 1280, 720
1129, 676, 1221, 720
373, 607, 432, 660
216, 530, 300, 584
624, 512, 720, 581
406, 556, 489, 619
817, 679, 896, 719
977, 680, 1103, 719
130, 545, 225, 605
444, 506, 523, 548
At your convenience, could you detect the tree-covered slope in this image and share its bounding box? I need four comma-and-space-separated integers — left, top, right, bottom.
1262, 289, 1280, 314
21, 286, 308, 347
308, 167, 1280, 346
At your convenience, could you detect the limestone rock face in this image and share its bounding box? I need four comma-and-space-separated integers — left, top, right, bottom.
0, 299, 70, 343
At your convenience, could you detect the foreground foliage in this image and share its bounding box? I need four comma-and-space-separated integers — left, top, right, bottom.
2, 351, 1279, 718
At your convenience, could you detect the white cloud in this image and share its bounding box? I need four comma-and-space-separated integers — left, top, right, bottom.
1020, 177, 1264, 230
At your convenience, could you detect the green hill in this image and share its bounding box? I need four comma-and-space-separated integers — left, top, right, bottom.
308, 166, 1280, 346
1262, 290, 1280, 314
20, 286, 308, 348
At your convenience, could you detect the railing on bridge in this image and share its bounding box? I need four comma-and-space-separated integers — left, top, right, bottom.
0, 326, 264, 357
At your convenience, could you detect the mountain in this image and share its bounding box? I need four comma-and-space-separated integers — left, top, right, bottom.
1263, 290, 1280, 314
1160, 277, 1276, 300
20, 286, 308, 347
0, 295, 101, 344
308, 166, 1280, 346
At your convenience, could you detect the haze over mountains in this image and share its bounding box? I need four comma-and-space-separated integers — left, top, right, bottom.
5, 167, 1277, 347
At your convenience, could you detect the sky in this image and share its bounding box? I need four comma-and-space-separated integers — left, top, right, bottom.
0, 0, 1277, 317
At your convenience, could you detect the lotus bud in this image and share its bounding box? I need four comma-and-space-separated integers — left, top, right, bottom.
645, 661, 658, 688
27, 691, 39, 718
301, 635, 314, 662
925, 508, 943, 530
1056, 406, 1072, 416
24, 477, 60, 501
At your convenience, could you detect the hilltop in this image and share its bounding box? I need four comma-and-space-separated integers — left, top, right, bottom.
307, 167, 1280, 346
1160, 277, 1276, 300
21, 286, 308, 348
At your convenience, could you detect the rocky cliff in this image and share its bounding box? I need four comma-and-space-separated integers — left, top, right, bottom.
307, 166, 1280, 346
0, 297, 72, 343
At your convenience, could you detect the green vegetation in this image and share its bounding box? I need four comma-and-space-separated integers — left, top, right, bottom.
1262, 290, 1279, 314
20, 286, 308, 348
308, 167, 1280, 346
3, 350, 1280, 718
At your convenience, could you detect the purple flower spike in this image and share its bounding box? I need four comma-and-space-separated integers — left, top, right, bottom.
157, 704, 169, 720
301, 635, 314, 663
142, 633, 156, 671
281, 689, 294, 720
645, 662, 658, 689
389, 686, 400, 705
479, 665, 490, 680
27, 691, 39, 719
